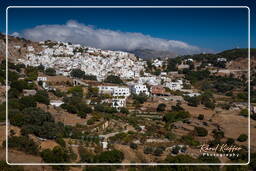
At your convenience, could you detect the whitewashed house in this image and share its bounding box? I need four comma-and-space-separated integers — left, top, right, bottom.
185, 92, 201, 97
50, 100, 64, 107
112, 98, 126, 108
27, 46, 34, 52
37, 76, 47, 82
217, 58, 227, 62
112, 87, 130, 97
131, 84, 149, 95
165, 80, 183, 91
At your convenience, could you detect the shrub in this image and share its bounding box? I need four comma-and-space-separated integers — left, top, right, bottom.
104, 75, 123, 84
95, 150, 124, 163
41, 146, 69, 163
56, 138, 66, 147
237, 134, 248, 142
198, 114, 204, 120
45, 68, 56, 76
8, 136, 39, 155
226, 138, 235, 145
194, 127, 208, 137
70, 69, 85, 78
19, 96, 37, 108
185, 96, 200, 107
157, 103, 166, 112
130, 143, 137, 150
79, 146, 95, 163
180, 135, 200, 146
132, 94, 148, 104
240, 109, 248, 117
153, 147, 164, 156
120, 107, 129, 114
34, 90, 50, 105
144, 147, 154, 154
212, 129, 224, 139
171, 104, 184, 111
163, 111, 190, 123
0, 160, 24, 171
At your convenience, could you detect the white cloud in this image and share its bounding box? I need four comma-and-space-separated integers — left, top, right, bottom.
19, 20, 202, 54
11, 32, 20, 37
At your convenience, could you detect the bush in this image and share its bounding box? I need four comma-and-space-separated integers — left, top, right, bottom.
120, 107, 129, 114
95, 150, 124, 163
226, 138, 235, 145
153, 147, 164, 156
165, 132, 176, 140
163, 111, 190, 123
41, 146, 69, 163
45, 68, 56, 76
19, 96, 37, 108
34, 90, 50, 105
56, 138, 66, 147
130, 143, 137, 150
185, 96, 200, 107
104, 75, 123, 84
79, 146, 95, 163
240, 109, 248, 117
237, 134, 248, 142
194, 127, 208, 137
70, 69, 85, 78
8, 136, 39, 155
204, 100, 215, 110
212, 129, 224, 139
144, 147, 154, 154
157, 103, 166, 112
171, 104, 184, 111
180, 135, 200, 146
0, 160, 24, 171
198, 114, 204, 120
84, 74, 97, 81
132, 94, 148, 104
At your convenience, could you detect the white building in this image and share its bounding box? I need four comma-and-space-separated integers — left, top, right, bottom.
98, 85, 130, 97
27, 46, 34, 52
112, 98, 126, 108
37, 76, 47, 82
165, 80, 183, 91
185, 92, 201, 97
131, 84, 149, 95
152, 59, 163, 67
112, 87, 130, 97
50, 100, 64, 107
101, 141, 108, 149
217, 58, 227, 62
98, 85, 117, 94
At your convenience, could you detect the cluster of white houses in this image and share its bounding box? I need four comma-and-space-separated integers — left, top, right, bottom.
37, 75, 187, 108
20, 41, 205, 108
18, 41, 145, 81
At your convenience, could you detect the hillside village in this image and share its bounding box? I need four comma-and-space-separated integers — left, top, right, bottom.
0, 34, 256, 170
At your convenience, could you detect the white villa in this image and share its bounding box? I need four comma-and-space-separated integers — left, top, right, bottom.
50, 100, 64, 107
112, 98, 126, 108
131, 84, 149, 95
165, 80, 183, 91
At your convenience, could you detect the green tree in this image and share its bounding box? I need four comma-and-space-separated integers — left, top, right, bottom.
70, 69, 85, 78
194, 127, 208, 137
95, 150, 124, 163
157, 103, 166, 112
104, 75, 123, 84
45, 68, 56, 76
237, 134, 248, 142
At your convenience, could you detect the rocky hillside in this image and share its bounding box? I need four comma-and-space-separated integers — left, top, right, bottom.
0, 33, 42, 62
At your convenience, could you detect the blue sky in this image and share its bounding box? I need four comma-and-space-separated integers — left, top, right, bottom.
7, 8, 249, 53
